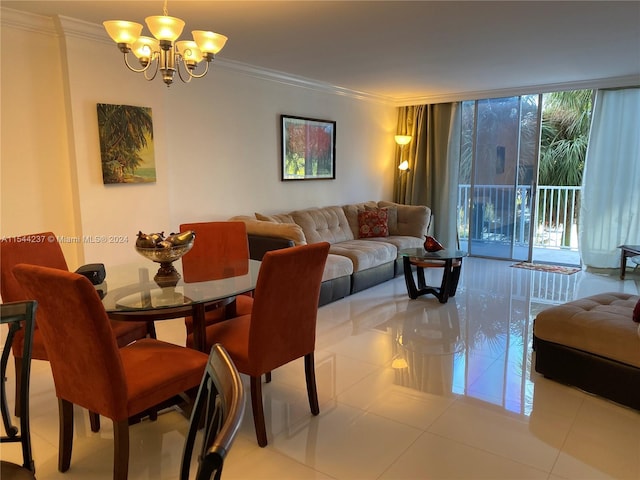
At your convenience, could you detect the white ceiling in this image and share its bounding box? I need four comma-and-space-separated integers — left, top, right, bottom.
3, 1, 640, 103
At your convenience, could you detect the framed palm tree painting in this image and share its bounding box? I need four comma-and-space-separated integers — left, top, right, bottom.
97, 103, 156, 184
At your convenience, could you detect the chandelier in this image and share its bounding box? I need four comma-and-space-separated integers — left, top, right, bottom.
103, 1, 227, 86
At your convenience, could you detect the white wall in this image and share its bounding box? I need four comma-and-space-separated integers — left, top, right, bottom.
1, 11, 397, 269
0, 13, 80, 266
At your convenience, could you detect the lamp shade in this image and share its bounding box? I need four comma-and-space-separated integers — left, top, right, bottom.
176, 41, 203, 64
132, 36, 160, 60
395, 135, 412, 146
192, 30, 228, 55
145, 15, 185, 42
103, 20, 143, 45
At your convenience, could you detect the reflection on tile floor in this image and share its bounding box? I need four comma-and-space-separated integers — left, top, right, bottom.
3, 258, 639, 479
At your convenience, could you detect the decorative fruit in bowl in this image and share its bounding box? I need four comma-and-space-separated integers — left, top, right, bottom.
135, 230, 195, 262
135, 230, 196, 286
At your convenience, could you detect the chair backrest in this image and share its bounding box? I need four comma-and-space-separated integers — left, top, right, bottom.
1, 300, 37, 474
180, 343, 245, 480
0, 233, 68, 360
249, 242, 330, 373
12, 264, 130, 421
0, 232, 68, 302
180, 222, 250, 283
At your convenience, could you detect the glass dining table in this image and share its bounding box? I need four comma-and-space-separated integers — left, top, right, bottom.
99, 258, 261, 352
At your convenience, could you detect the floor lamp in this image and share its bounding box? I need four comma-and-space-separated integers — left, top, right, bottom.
395, 135, 411, 202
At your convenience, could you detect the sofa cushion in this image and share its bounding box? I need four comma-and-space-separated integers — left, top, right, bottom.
534, 292, 640, 368
343, 201, 379, 238
358, 208, 389, 238
365, 235, 424, 251
254, 212, 295, 224
322, 254, 354, 282
290, 206, 354, 244
229, 216, 307, 246
378, 201, 430, 238
329, 240, 396, 272
382, 203, 398, 233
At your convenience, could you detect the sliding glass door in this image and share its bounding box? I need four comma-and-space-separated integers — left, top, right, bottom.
458, 95, 541, 261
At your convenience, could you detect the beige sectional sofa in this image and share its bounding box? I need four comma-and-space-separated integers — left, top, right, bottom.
231, 201, 431, 305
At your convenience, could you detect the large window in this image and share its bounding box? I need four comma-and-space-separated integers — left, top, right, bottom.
458, 95, 541, 261
457, 90, 592, 265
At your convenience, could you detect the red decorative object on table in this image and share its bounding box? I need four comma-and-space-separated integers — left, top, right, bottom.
424, 236, 444, 252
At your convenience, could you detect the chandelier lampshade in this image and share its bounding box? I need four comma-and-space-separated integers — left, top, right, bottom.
103, 1, 227, 86
192, 30, 228, 57
145, 15, 185, 43
132, 37, 160, 65
176, 41, 203, 66
103, 20, 143, 46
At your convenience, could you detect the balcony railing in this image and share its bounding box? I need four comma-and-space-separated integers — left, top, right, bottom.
457, 184, 581, 251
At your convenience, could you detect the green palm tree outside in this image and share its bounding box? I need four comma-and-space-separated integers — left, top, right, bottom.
538, 90, 593, 245
539, 90, 592, 186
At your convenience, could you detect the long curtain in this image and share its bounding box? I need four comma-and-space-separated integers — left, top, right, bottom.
394, 103, 461, 249
579, 87, 640, 268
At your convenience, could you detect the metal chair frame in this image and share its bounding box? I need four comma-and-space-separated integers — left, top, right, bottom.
1, 300, 37, 477
181, 344, 245, 480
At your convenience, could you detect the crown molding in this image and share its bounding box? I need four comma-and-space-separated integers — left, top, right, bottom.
392, 75, 640, 106
1, 7, 395, 106
1, 7, 56, 36
215, 58, 395, 105
3, 7, 637, 107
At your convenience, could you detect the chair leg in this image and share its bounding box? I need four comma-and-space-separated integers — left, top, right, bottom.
304, 353, 320, 416
89, 411, 101, 432
113, 419, 130, 480
148, 409, 158, 421
58, 398, 74, 472
146, 321, 157, 339
14, 356, 23, 417
250, 376, 268, 447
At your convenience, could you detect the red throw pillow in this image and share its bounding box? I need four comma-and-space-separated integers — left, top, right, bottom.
358, 208, 389, 238
633, 298, 640, 323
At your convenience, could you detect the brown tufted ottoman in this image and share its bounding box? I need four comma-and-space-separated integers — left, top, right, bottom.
533, 292, 640, 410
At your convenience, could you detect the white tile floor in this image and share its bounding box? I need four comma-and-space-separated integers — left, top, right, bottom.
3, 258, 640, 479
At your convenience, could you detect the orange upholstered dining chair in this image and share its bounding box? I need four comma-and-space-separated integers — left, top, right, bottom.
0, 233, 152, 425
179, 222, 254, 349
13, 264, 209, 480
203, 242, 330, 446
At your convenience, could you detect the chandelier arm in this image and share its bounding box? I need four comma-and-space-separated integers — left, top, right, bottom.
176, 60, 193, 83
143, 59, 160, 81
181, 60, 210, 80
123, 52, 154, 74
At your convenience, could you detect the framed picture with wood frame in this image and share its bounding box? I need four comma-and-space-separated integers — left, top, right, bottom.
97, 103, 156, 184
280, 115, 336, 181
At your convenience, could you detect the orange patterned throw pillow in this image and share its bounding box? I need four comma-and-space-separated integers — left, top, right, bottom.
358, 208, 389, 238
